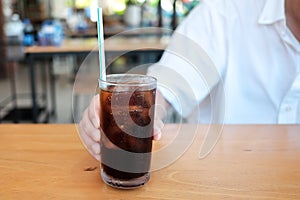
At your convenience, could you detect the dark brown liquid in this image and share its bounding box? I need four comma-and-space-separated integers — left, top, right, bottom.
100, 88, 156, 180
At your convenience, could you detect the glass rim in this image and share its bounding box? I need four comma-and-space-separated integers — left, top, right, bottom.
99, 74, 157, 87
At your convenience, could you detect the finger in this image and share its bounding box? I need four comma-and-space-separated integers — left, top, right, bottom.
88, 94, 100, 128
91, 142, 100, 155
93, 154, 101, 161
80, 112, 101, 142
79, 122, 96, 149
79, 124, 101, 160
89, 144, 101, 161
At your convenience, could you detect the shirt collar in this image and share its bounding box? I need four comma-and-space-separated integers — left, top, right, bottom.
258, 0, 286, 24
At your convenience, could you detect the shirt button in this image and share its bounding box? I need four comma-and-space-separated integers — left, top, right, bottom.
285, 106, 292, 112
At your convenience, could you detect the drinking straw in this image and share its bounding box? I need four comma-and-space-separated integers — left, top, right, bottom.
97, 7, 106, 81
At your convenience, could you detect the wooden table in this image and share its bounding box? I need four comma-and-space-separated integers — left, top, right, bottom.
25, 37, 169, 54
1, 124, 299, 199
24, 37, 168, 123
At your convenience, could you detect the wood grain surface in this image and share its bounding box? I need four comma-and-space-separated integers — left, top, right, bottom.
0, 124, 299, 199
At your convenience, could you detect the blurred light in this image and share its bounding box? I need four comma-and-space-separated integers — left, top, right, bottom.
176, 0, 184, 16
113, 0, 127, 15
90, 0, 98, 22
161, 0, 173, 12
76, 0, 91, 8
137, 0, 146, 4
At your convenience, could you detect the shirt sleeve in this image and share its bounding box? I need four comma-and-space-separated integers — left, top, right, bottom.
147, 0, 228, 118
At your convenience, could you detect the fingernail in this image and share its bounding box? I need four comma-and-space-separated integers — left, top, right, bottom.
92, 118, 100, 128
92, 143, 100, 154
92, 130, 101, 142
94, 155, 101, 161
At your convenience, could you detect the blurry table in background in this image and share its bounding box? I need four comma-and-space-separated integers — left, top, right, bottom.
25, 36, 169, 123
25, 36, 169, 54
0, 124, 300, 199
0, 40, 25, 123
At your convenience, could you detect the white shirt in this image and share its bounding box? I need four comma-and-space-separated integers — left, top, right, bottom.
148, 0, 300, 124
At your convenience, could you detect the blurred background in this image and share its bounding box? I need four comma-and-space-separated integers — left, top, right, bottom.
0, 0, 199, 123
